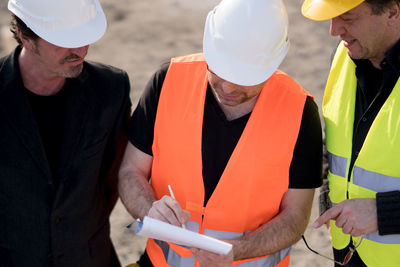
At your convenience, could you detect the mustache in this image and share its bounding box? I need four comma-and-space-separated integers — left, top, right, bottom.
60, 54, 83, 64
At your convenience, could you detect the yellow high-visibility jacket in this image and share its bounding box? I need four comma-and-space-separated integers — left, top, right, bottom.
323, 42, 400, 267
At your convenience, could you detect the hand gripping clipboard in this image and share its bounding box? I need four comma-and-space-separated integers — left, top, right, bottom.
127, 216, 232, 255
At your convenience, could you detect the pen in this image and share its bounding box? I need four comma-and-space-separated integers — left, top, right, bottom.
168, 184, 186, 229
168, 184, 176, 199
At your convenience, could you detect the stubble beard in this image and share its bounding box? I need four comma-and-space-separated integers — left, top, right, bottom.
56, 64, 84, 78
32, 44, 85, 78
58, 53, 85, 78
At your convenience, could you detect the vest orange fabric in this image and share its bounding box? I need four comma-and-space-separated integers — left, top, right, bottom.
148, 53, 310, 266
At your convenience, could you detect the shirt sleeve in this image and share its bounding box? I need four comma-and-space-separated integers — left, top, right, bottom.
126, 62, 170, 155
128, 66, 323, 189
376, 191, 400, 235
288, 96, 323, 188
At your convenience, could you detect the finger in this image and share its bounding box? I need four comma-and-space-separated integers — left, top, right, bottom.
148, 202, 179, 225
335, 213, 347, 229
190, 247, 207, 264
324, 221, 330, 230
313, 205, 342, 228
190, 247, 199, 255
342, 223, 352, 235
182, 210, 191, 222
350, 229, 362, 237
191, 248, 216, 261
162, 196, 189, 224
150, 197, 182, 226
350, 228, 356, 237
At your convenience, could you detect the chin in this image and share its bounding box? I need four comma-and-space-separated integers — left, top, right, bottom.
59, 65, 83, 78
220, 99, 240, 106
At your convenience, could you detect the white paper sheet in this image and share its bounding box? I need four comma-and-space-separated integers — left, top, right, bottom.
128, 216, 232, 255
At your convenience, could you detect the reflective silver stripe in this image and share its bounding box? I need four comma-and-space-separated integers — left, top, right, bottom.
203, 229, 291, 266
328, 166, 400, 245
234, 247, 291, 267
328, 152, 348, 178
204, 229, 290, 267
353, 166, 400, 192
154, 220, 209, 267
364, 231, 400, 244
166, 248, 195, 267
351, 167, 400, 245
185, 220, 199, 232
155, 239, 196, 266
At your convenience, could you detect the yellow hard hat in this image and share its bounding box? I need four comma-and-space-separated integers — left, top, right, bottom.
301, 0, 365, 21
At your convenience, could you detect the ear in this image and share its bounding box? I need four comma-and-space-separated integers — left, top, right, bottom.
17, 28, 36, 52
387, 2, 400, 25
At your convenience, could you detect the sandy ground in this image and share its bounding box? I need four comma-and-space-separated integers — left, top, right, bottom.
0, 0, 339, 266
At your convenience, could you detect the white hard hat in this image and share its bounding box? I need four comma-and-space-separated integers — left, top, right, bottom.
203, 0, 289, 86
8, 0, 107, 48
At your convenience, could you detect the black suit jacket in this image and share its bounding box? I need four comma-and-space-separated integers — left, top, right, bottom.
0, 47, 131, 267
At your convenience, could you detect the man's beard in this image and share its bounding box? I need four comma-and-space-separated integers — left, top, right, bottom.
56, 64, 84, 78
58, 54, 85, 78
33, 46, 85, 78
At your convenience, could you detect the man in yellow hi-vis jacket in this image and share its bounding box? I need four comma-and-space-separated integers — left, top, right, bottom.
302, 0, 400, 266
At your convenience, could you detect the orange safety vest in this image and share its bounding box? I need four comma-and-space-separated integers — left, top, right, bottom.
148, 53, 310, 267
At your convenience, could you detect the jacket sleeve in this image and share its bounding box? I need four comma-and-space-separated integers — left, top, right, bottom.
101, 70, 132, 214
376, 191, 400, 235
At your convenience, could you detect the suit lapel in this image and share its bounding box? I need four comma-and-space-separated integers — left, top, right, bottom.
0, 47, 52, 183
58, 68, 92, 181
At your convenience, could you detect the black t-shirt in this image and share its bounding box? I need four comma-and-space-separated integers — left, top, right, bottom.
25, 85, 68, 187
127, 62, 322, 204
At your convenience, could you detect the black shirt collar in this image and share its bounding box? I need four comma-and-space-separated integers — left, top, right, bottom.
383, 38, 400, 73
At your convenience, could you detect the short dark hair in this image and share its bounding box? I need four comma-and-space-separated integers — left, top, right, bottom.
10, 14, 39, 46
365, 0, 400, 15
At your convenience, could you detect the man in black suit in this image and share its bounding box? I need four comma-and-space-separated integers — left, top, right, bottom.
0, 0, 131, 266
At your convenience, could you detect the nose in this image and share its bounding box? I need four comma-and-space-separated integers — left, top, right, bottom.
70, 45, 89, 58
330, 17, 345, 37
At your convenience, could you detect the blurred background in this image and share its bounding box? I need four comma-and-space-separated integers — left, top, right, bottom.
0, 0, 337, 265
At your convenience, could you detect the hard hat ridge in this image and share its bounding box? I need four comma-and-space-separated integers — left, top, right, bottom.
203, 0, 289, 86
8, 0, 107, 48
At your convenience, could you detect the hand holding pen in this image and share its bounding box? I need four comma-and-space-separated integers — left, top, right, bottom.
168, 185, 186, 229
146, 185, 190, 228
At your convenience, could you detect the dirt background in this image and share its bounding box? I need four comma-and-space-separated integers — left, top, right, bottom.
0, 0, 338, 266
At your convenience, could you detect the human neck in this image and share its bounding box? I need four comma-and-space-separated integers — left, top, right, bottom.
370, 30, 400, 69
218, 95, 259, 121
18, 48, 66, 96
369, 57, 384, 69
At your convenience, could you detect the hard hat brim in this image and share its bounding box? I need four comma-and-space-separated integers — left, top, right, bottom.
203, 10, 289, 86
8, 0, 107, 48
301, 0, 365, 21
